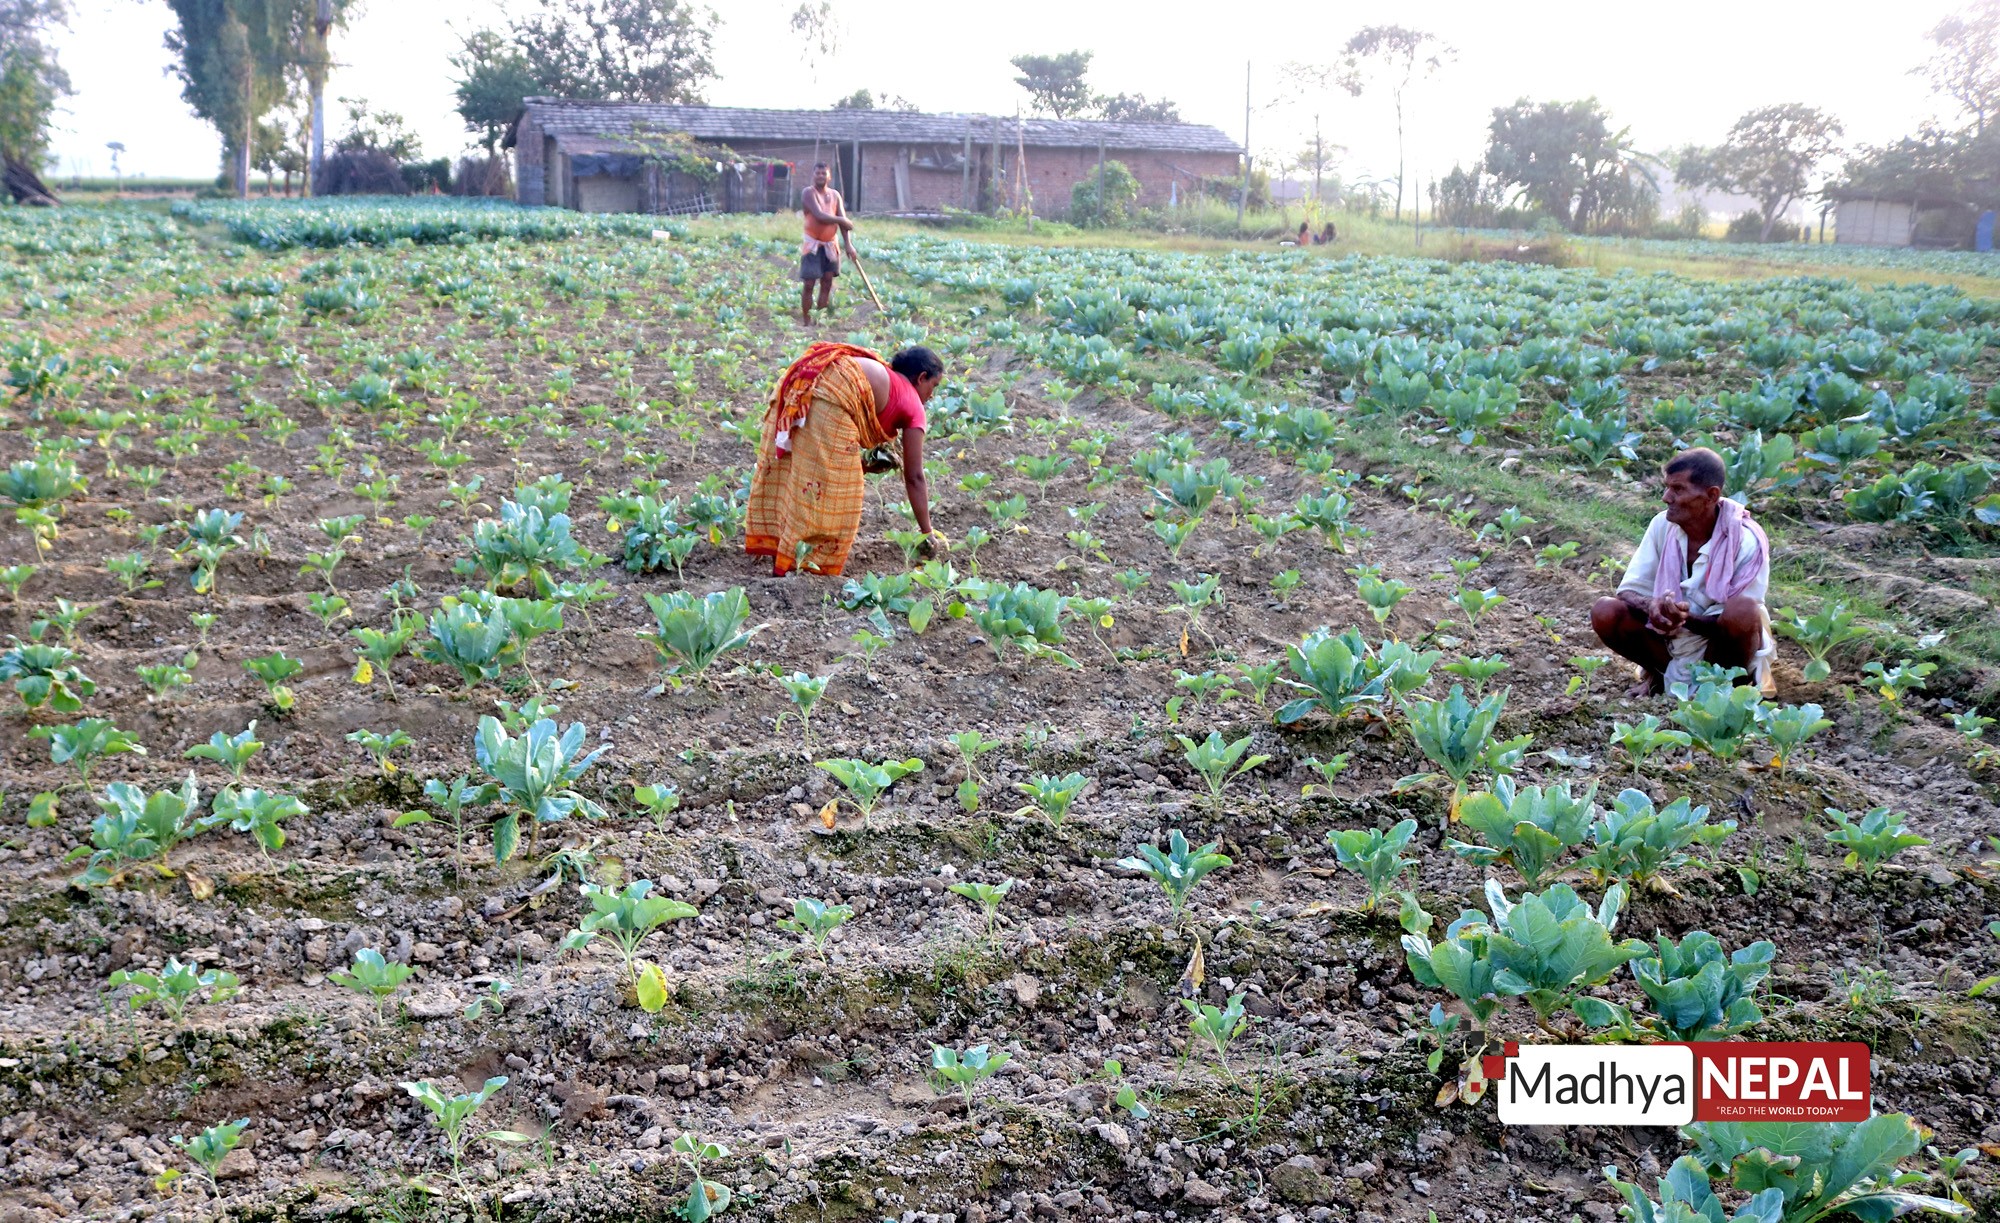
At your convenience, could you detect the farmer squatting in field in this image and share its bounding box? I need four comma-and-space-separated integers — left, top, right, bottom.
799, 162, 852, 324
745, 342, 943, 577
1590, 447, 1777, 699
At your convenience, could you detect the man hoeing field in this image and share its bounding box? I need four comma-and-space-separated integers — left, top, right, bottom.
1591, 447, 1777, 698
799, 162, 853, 324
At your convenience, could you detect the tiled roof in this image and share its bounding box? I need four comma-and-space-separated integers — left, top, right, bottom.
510, 99, 1242, 156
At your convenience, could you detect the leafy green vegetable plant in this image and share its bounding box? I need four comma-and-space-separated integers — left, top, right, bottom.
1575, 930, 1775, 1041
931, 1044, 1011, 1111
329, 948, 415, 1023
1447, 777, 1596, 888
170, 1119, 248, 1201
1578, 789, 1736, 891
1670, 679, 1765, 760
346, 727, 414, 774
474, 715, 609, 861
1277, 626, 1390, 724
32, 716, 145, 785
948, 878, 1014, 941
1117, 829, 1231, 917
185, 722, 260, 780
1861, 658, 1935, 704
1012, 771, 1088, 828
1326, 818, 1419, 910
1400, 685, 1531, 819
1824, 806, 1927, 874
401, 1076, 525, 1180
108, 957, 241, 1023
1672, 1114, 1969, 1223
562, 879, 698, 986
640, 587, 762, 688
1611, 714, 1691, 774
1175, 730, 1270, 816
1773, 602, 1864, 682
70, 775, 206, 886
0, 636, 95, 712
1757, 702, 1833, 773
1403, 880, 1645, 1032
1181, 993, 1250, 1069
242, 651, 303, 713
816, 756, 924, 826
207, 787, 306, 853
777, 897, 855, 961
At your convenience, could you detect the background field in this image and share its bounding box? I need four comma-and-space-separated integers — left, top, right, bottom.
0, 200, 1995, 1223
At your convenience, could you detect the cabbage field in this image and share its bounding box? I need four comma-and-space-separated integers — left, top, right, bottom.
0, 199, 1997, 1223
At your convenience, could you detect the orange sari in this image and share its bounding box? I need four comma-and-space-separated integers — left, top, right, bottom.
745, 344, 891, 576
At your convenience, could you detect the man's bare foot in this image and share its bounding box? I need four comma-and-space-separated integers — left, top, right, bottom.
1625, 672, 1664, 698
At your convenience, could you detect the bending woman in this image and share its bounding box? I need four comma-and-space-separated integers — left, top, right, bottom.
745, 342, 942, 576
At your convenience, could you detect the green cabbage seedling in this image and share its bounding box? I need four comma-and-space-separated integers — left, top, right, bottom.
1326, 818, 1419, 910
778, 897, 855, 961
817, 756, 925, 826
1824, 806, 1927, 874
1400, 685, 1531, 820
1578, 789, 1736, 891
1013, 771, 1088, 828
32, 716, 145, 785
1573, 930, 1775, 1041
931, 1044, 1011, 1110
170, 1119, 248, 1200
1447, 776, 1596, 888
400, 1076, 525, 1179
1181, 993, 1250, 1068
1117, 829, 1230, 917
108, 957, 240, 1023
561, 879, 698, 986
1176, 730, 1270, 816
329, 948, 415, 1023
1674, 1114, 1968, 1223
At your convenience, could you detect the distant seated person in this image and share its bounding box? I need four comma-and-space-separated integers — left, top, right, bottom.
1294, 221, 1311, 247
1590, 448, 1776, 698
1318, 221, 1336, 245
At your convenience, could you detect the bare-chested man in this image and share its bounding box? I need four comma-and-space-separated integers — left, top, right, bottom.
799, 163, 854, 324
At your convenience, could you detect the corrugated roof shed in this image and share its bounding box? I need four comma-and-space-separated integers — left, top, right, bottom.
509, 99, 1243, 156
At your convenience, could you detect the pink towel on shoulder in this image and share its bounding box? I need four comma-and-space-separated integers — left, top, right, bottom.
1655, 498, 1767, 605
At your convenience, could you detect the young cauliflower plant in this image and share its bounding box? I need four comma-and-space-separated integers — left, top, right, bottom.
1012, 771, 1089, 829
1117, 829, 1231, 919
330, 948, 415, 1024
1176, 731, 1270, 817
562, 880, 698, 1011
1824, 806, 1927, 874
70, 775, 207, 886
108, 957, 240, 1024
1578, 789, 1736, 892
1447, 777, 1597, 889
1572, 930, 1776, 1042
931, 1044, 1011, 1113
815, 756, 924, 828
401, 1076, 528, 1183
168, 1119, 248, 1202
640, 587, 762, 691
1399, 685, 1532, 821
474, 715, 609, 861
1325, 818, 1419, 911
777, 897, 855, 962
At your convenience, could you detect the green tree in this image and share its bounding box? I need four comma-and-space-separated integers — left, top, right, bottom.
504, 0, 717, 103
1070, 157, 1139, 226
1677, 104, 1843, 242
163, 0, 310, 198
1100, 92, 1179, 123
1484, 97, 1658, 233
333, 95, 420, 159
1340, 25, 1453, 220
1010, 50, 1094, 119
831, 87, 873, 109
1915, 0, 2000, 136
451, 30, 538, 153
0, 1, 70, 169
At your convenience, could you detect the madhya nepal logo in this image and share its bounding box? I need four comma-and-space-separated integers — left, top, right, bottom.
1484, 1041, 1871, 1126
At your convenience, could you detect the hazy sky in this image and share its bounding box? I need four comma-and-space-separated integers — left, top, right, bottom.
49, 0, 1968, 190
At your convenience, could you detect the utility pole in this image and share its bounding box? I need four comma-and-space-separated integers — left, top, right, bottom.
1236, 60, 1250, 230
1313, 115, 1322, 204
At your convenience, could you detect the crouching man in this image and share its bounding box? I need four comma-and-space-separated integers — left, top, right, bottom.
1591, 448, 1776, 698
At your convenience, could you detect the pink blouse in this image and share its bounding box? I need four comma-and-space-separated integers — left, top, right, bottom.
878, 370, 927, 433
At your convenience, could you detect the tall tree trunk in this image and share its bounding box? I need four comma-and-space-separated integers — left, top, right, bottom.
1393, 91, 1405, 221
309, 0, 332, 195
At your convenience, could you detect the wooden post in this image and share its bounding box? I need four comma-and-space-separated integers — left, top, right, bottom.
853, 140, 863, 212
989, 116, 1001, 214
961, 123, 971, 210
1014, 112, 1028, 215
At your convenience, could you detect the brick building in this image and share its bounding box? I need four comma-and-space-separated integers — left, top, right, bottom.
505, 98, 1242, 218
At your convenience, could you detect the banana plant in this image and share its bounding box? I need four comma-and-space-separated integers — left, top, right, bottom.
640, 587, 762, 689
1116, 829, 1230, 917
1175, 730, 1270, 816
474, 715, 610, 861
1399, 685, 1531, 820
1325, 818, 1419, 910
1447, 777, 1596, 888
1578, 789, 1736, 891
561, 879, 698, 986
